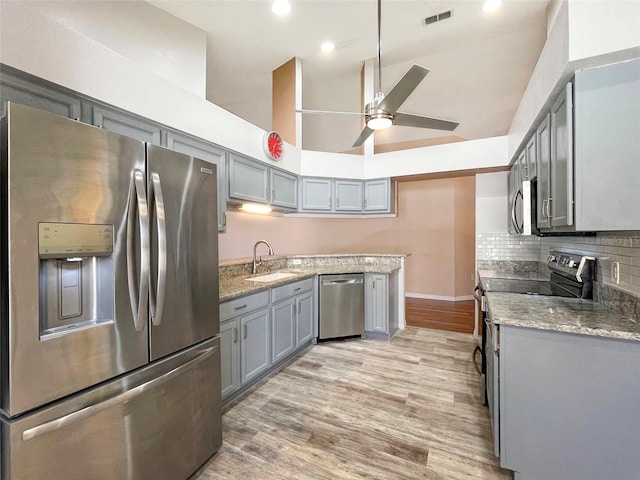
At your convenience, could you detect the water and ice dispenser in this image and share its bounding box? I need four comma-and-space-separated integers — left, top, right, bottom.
38, 222, 115, 338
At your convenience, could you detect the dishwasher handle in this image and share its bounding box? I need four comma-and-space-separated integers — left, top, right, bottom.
322, 278, 364, 286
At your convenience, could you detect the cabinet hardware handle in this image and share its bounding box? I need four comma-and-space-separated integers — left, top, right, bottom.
243, 324, 247, 339
542, 199, 548, 219
336, 198, 340, 207
547, 197, 552, 218
272, 189, 276, 201
298, 302, 301, 315
233, 327, 238, 343
364, 199, 367, 208
234, 304, 247, 311
294, 287, 301, 291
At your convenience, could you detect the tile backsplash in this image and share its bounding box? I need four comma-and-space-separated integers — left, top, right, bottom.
477, 233, 640, 298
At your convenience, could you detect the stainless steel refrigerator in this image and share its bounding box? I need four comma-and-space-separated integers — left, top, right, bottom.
0, 103, 222, 479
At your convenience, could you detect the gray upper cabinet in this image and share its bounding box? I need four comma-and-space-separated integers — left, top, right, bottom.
0, 68, 81, 120
536, 113, 552, 229
270, 169, 298, 209
573, 58, 640, 231
300, 178, 333, 211
166, 132, 227, 232
228, 154, 270, 204
335, 180, 363, 211
524, 133, 536, 180
364, 179, 392, 212
89, 105, 163, 145
549, 82, 574, 228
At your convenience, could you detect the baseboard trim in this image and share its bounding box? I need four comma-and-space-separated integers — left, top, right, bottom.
405, 293, 474, 302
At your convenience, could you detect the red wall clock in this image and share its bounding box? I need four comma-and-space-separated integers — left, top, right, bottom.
263, 131, 284, 161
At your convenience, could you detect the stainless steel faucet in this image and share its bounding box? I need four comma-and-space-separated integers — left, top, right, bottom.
252, 240, 274, 274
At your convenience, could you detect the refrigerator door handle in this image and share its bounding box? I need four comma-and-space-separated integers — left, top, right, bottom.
149, 172, 168, 327
127, 169, 150, 332
21, 345, 217, 442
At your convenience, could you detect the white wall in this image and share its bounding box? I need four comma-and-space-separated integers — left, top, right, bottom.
507, 0, 640, 161
26, 0, 208, 98
0, 0, 303, 172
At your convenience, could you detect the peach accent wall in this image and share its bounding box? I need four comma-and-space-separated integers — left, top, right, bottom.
219, 177, 476, 298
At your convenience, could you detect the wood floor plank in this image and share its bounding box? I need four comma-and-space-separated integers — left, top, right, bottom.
195, 327, 510, 479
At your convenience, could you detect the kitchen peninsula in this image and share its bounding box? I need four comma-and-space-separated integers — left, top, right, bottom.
218, 253, 407, 403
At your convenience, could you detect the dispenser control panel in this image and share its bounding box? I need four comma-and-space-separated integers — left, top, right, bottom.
38, 223, 114, 258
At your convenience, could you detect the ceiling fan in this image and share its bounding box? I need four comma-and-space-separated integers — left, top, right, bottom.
299, 0, 459, 148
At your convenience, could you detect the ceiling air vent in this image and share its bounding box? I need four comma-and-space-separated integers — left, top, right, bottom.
424, 10, 452, 26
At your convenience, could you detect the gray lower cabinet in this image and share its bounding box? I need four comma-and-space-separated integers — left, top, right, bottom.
240, 307, 271, 384
364, 272, 399, 339
270, 168, 298, 209
0, 67, 82, 120
89, 104, 163, 145
365, 273, 388, 334
220, 279, 314, 401
228, 153, 269, 204
166, 131, 227, 232
335, 180, 363, 211
296, 291, 314, 345
219, 318, 240, 398
271, 299, 296, 363
498, 325, 640, 480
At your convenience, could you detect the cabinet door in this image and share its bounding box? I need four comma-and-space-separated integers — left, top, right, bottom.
270, 169, 298, 209
525, 134, 537, 180
507, 167, 517, 235
335, 180, 363, 211
550, 82, 574, 228
300, 178, 332, 211
220, 319, 239, 398
90, 105, 163, 145
365, 273, 388, 334
364, 179, 390, 212
536, 113, 552, 229
240, 308, 271, 384
0, 70, 82, 120
271, 300, 296, 363
296, 291, 314, 346
228, 154, 269, 204
166, 132, 227, 232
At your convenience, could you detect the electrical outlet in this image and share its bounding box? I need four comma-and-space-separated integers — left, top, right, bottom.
611, 261, 620, 284
292, 259, 302, 265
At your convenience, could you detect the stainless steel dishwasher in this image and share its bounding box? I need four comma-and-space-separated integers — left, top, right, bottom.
319, 274, 365, 340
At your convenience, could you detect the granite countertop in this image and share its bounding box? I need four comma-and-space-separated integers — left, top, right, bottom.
486, 292, 640, 342
220, 254, 405, 302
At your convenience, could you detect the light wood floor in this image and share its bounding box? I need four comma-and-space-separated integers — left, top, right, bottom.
406, 298, 476, 334
195, 327, 511, 480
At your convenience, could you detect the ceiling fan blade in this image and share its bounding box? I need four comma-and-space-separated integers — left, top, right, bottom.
352, 126, 374, 147
393, 112, 459, 131
296, 109, 365, 116
377, 64, 429, 114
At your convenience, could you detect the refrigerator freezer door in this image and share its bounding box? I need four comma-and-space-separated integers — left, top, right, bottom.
1, 337, 222, 480
1, 104, 149, 417
147, 145, 219, 360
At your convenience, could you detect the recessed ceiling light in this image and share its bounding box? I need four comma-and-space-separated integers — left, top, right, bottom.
320, 41, 335, 53
272, 0, 291, 16
482, 0, 502, 12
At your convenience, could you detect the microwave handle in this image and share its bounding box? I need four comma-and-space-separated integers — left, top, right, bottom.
511, 187, 524, 234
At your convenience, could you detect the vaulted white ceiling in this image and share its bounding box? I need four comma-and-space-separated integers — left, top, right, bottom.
148, 0, 550, 153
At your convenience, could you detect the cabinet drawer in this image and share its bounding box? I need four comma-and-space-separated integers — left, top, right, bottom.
220, 291, 269, 322
271, 278, 313, 303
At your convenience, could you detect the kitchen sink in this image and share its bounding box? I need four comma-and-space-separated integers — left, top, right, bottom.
245, 272, 297, 283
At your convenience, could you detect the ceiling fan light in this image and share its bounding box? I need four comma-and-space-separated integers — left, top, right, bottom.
271, 0, 291, 16
482, 0, 502, 12
366, 113, 393, 130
